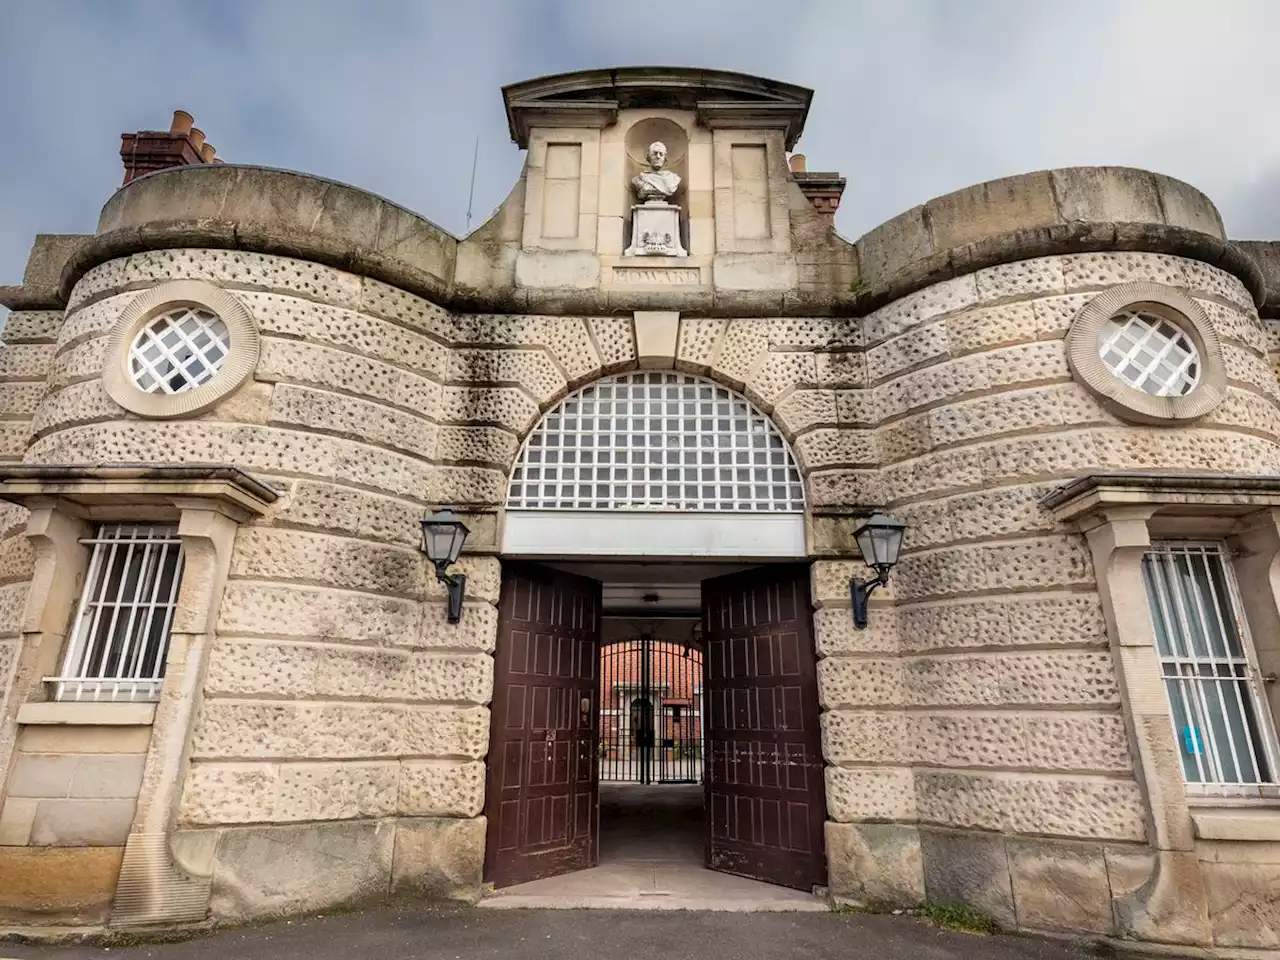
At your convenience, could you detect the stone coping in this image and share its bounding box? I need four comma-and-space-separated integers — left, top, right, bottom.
0, 463, 280, 516
1, 163, 1265, 319
1234, 239, 1280, 317
1042, 472, 1280, 520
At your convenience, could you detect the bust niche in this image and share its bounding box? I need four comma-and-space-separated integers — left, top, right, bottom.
622, 118, 689, 258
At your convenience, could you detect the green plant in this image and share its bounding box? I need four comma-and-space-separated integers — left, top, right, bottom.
917, 901, 1000, 935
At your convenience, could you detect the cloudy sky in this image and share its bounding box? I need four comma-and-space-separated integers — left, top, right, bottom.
3, 0, 1280, 295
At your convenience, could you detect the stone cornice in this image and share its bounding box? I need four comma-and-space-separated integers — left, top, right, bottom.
0, 463, 280, 519
1043, 472, 1280, 522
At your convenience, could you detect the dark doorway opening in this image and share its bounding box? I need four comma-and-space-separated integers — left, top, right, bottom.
484, 560, 827, 895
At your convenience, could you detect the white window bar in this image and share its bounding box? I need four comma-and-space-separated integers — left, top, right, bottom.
1140, 541, 1280, 796
507, 372, 804, 512
45, 523, 185, 702
129, 307, 231, 395
1098, 310, 1200, 398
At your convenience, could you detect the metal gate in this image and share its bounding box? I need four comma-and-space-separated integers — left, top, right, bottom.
599, 635, 703, 784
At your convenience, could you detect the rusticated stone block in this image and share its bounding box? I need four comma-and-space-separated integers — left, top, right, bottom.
824, 766, 915, 822
439, 386, 539, 434
867, 321, 950, 383
391, 816, 485, 903
793, 428, 874, 470
865, 275, 980, 345
436, 425, 519, 467
1008, 839, 1112, 933
429, 465, 506, 506
920, 827, 1016, 927
360, 277, 452, 339
818, 658, 904, 708
675, 316, 726, 372
944, 483, 1058, 543
1182, 260, 1255, 313
45, 337, 108, 391
258, 338, 443, 415
400, 705, 490, 759
916, 771, 1146, 841
269, 383, 438, 459
806, 468, 882, 507
1060, 251, 1187, 291
240, 290, 446, 378
0, 343, 56, 379
974, 256, 1065, 302
446, 349, 567, 403
813, 606, 897, 657
873, 415, 931, 464
822, 709, 909, 765
274, 761, 399, 822
3, 310, 63, 344
1200, 298, 1269, 355
405, 652, 493, 704
929, 388, 1064, 447
746, 351, 817, 409
772, 389, 837, 436
415, 600, 499, 652
398, 760, 485, 817
815, 352, 866, 389
588, 316, 636, 371
57, 294, 132, 347
180, 761, 279, 824
230, 527, 425, 597
218, 581, 419, 645
209, 820, 395, 921
826, 822, 924, 906
945, 302, 1039, 355
70, 249, 365, 312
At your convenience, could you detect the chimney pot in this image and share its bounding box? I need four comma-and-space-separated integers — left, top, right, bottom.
789, 154, 807, 174
170, 110, 194, 135
188, 127, 206, 150
200, 143, 216, 163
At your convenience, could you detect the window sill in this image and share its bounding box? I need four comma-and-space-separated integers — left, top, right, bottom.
16, 701, 157, 726
1191, 807, 1280, 842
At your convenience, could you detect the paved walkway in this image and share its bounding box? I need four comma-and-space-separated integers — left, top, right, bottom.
482, 783, 824, 910
0, 908, 1100, 960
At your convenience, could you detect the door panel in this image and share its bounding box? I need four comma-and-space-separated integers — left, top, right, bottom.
484, 562, 600, 888
701, 564, 827, 891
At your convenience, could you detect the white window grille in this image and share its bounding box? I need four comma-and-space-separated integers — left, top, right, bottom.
1098, 309, 1200, 397
129, 307, 231, 395
507, 372, 804, 512
45, 523, 185, 702
1141, 541, 1280, 794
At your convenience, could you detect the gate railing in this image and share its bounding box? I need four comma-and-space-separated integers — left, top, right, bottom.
599, 636, 704, 783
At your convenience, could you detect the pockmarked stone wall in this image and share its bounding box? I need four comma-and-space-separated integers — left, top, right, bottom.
810, 251, 1280, 935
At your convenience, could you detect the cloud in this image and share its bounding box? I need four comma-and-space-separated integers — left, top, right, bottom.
4, 0, 1280, 306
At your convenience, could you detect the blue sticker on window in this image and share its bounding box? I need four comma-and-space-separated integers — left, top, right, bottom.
1182, 726, 1203, 755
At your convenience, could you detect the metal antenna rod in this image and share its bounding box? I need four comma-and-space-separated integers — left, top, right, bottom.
465, 135, 479, 232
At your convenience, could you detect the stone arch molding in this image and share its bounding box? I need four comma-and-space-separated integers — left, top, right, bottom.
501, 371, 808, 559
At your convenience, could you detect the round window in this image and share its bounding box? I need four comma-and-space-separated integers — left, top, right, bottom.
1065, 281, 1225, 424
128, 307, 231, 395
1097, 309, 1200, 398
103, 281, 260, 419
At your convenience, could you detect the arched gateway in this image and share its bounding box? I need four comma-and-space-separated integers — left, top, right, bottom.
483, 372, 828, 892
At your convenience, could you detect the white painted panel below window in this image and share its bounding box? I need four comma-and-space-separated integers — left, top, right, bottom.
502, 511, 806, 558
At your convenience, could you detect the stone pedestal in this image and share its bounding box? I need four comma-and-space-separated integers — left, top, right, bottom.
624, 201, 687, 257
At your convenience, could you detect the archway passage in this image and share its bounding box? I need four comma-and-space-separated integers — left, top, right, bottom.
482, 560, 827, 897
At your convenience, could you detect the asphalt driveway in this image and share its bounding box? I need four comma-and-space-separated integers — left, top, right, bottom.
0, 905, 1109, 960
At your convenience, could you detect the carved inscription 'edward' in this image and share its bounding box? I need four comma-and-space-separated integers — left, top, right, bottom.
612, 266, 701, 286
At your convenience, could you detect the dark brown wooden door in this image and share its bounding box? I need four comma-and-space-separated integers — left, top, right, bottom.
484, 563, 600, 888
701, 564, 827, 891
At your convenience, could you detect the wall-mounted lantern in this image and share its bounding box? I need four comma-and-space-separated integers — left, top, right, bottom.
850, 511, 907, 629
419, 508, 470, 623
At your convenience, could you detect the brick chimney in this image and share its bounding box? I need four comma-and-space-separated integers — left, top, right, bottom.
119, 110, 222, 185
788, 154, 846, 223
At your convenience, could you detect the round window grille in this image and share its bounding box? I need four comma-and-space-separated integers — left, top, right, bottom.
128, 307, 231, 395
1098, 309, 1201, 398
508, 372, 804, 512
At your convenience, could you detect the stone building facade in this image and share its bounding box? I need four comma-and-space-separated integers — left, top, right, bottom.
2, 66, 1280, 951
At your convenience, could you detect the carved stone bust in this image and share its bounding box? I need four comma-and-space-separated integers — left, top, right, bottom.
632, 141, 681, 203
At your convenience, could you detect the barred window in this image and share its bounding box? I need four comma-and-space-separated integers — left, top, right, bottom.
128, 307, 231, 395
1141, 541, 1280, 793
47, 523, 185, 702
507, 372, 804, 512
